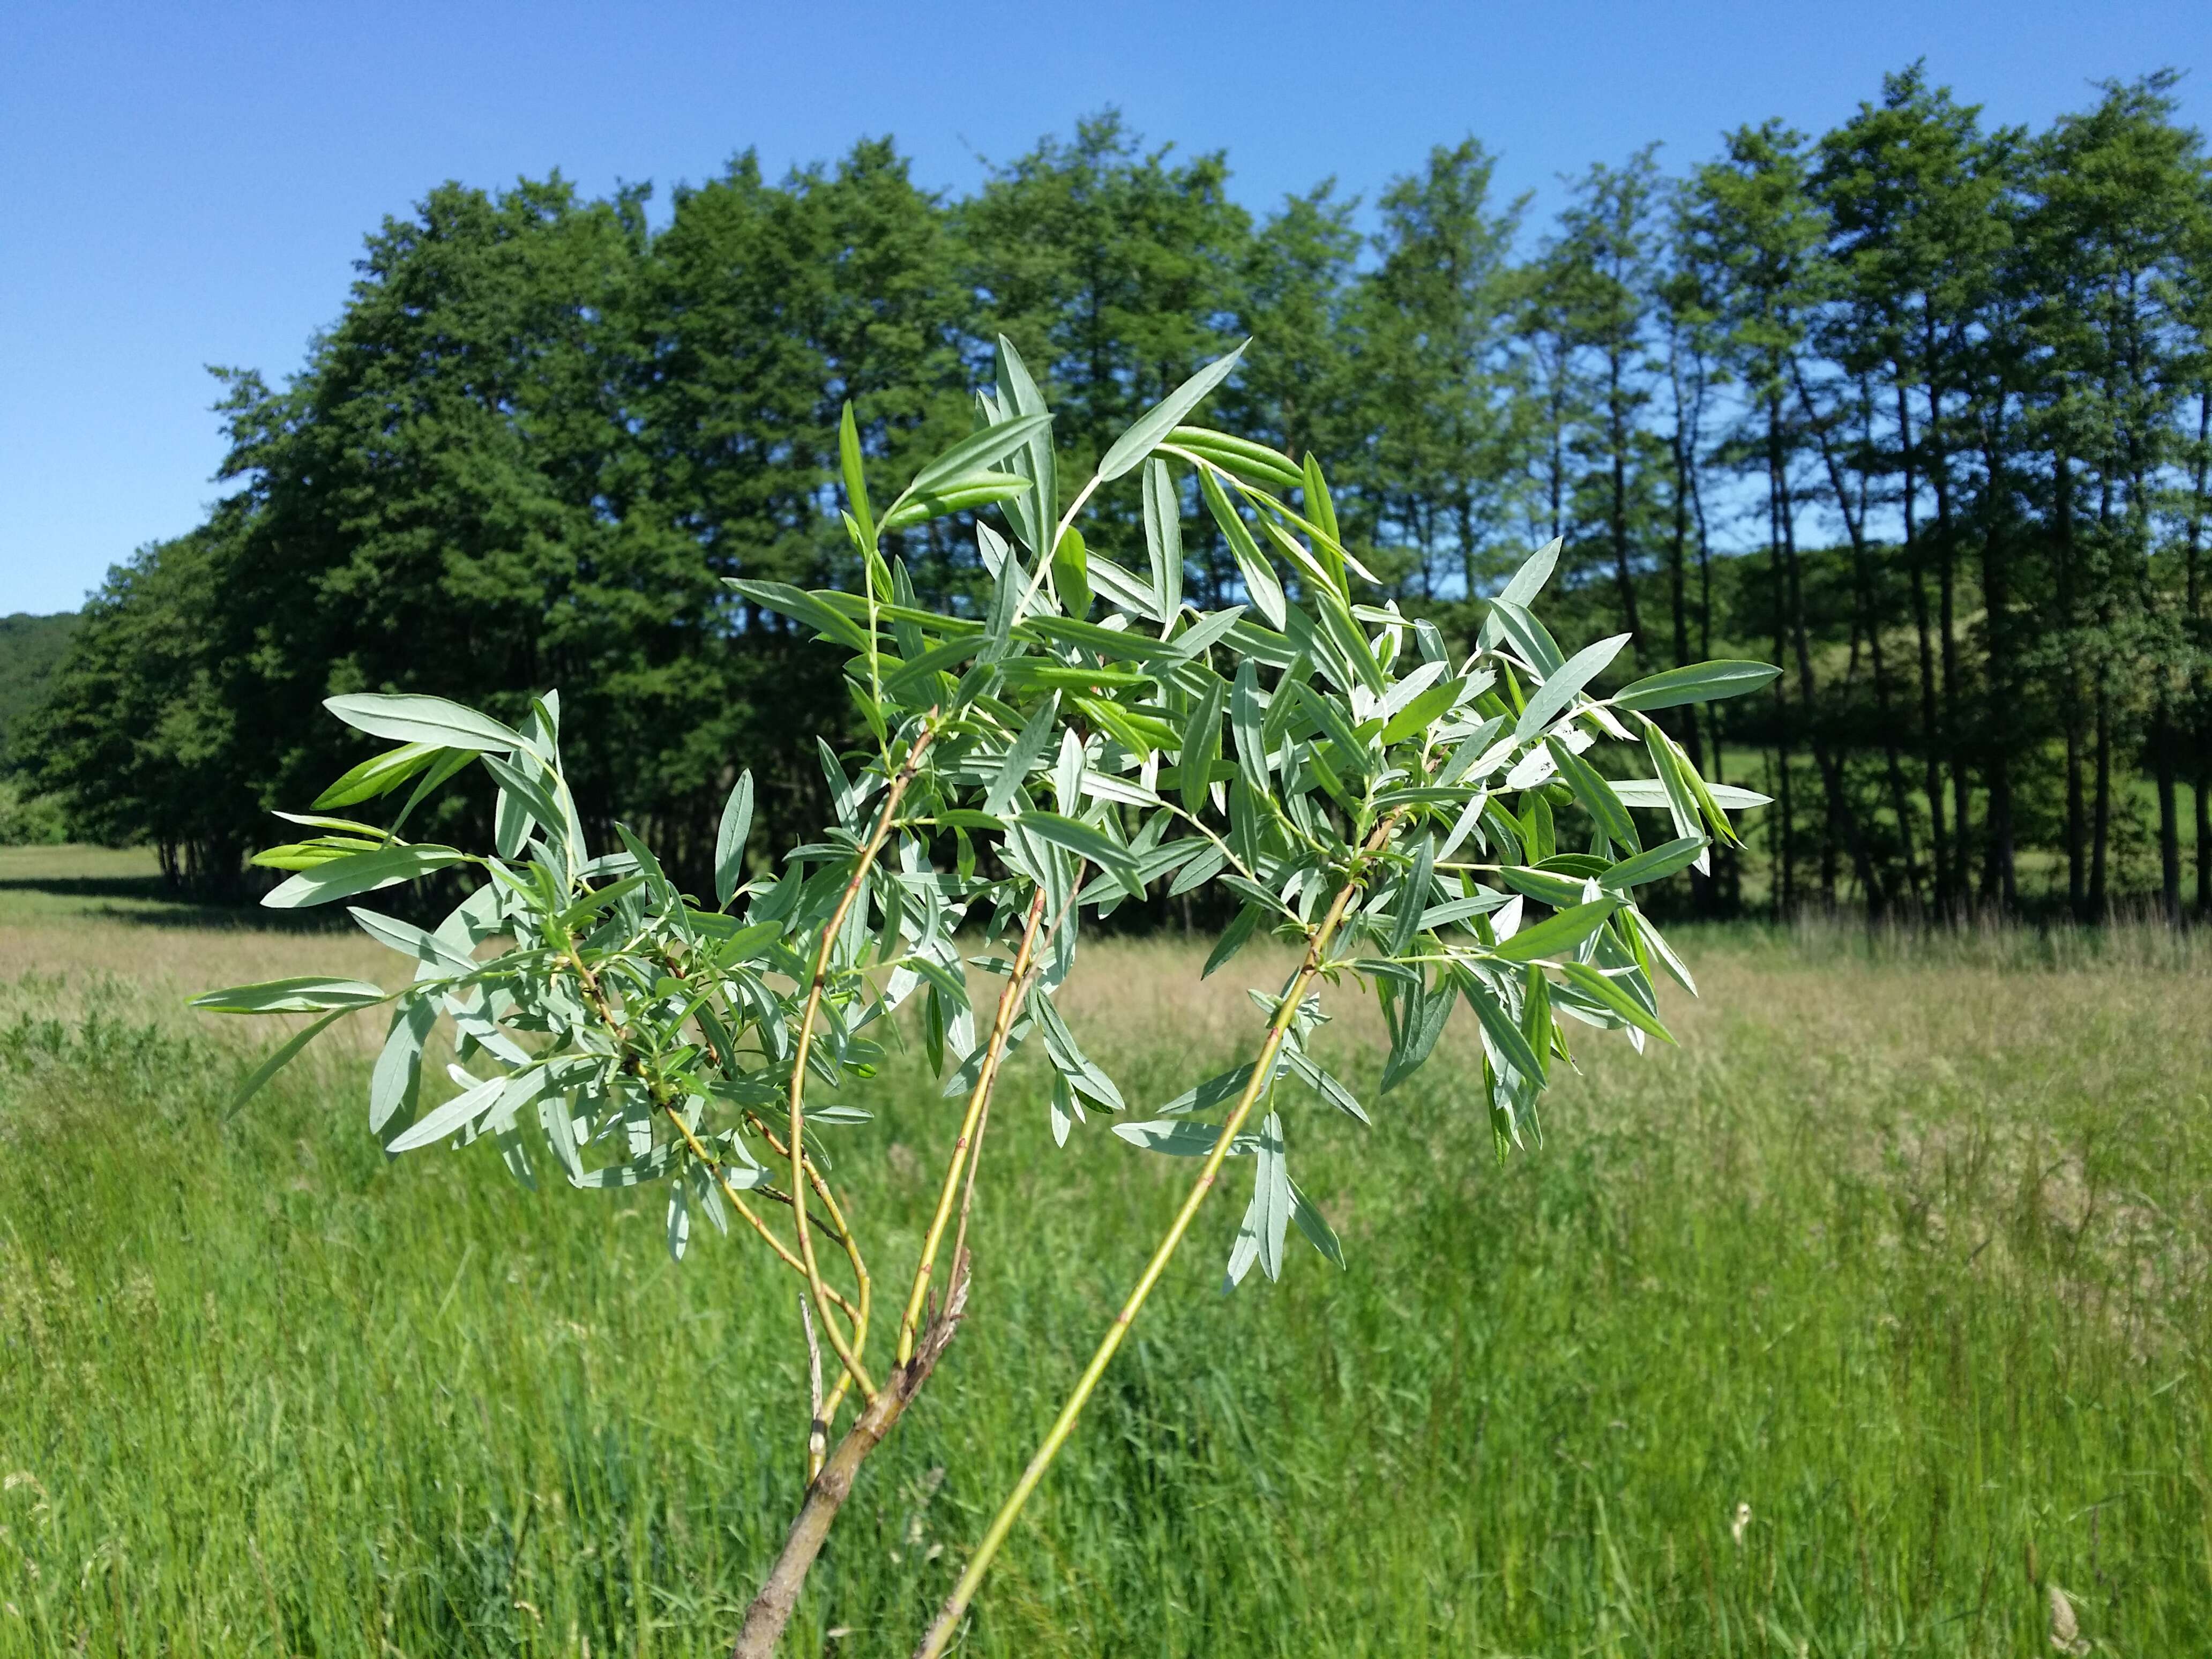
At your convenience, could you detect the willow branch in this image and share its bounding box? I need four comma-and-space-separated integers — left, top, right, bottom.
656, 1100, 860, 1324
895, 883, 1051, 1367
563, 941, 858, 1319
911, 815, 1400, 1659
787, 718, 939, 1402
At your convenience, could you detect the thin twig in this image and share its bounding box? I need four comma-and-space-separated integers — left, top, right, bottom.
911, 814, 1402, 1659
787, 717, 940, 1403
657, 1101, 861, 1323
799, 1295, 827, 1484
943, 863, 1087, 1306
894, 885, 1050, 1367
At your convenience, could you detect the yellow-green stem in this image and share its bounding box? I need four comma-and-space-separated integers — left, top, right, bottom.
658, 1102, 859, 1322
911, 818, 1397, 1658
565, 938, 861, 1321
788, 719, 938, 1402
895, 885, 1050, 1367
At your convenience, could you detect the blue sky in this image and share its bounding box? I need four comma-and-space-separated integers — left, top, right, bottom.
3, 0, 2204, 615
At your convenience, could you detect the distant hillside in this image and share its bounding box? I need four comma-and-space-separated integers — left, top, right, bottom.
0, 611, 80, 767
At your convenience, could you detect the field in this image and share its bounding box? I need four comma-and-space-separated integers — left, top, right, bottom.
1, 846, 2208, 1657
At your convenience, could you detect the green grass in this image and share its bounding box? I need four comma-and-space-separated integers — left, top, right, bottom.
1, 856, 2208, 1656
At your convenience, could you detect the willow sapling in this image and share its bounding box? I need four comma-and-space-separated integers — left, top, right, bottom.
194, 337, 1775, 1655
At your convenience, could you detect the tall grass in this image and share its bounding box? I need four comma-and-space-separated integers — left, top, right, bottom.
1, 884, 2208, 1655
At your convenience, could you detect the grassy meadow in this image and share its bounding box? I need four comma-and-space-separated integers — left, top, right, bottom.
1, 845, 2208, 1656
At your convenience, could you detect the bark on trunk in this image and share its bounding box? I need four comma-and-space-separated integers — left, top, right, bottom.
1924, 323, 1971, 905
730, 1269, 968, 1659
1895, 378, 1951, 911
1773, 406, 1878, 909
2056, 447, 2088, 920
2155, 698, 2181, 924
1797, 363, 1914, 913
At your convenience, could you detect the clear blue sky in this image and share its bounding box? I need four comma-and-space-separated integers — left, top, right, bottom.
3, 0, 2204, 615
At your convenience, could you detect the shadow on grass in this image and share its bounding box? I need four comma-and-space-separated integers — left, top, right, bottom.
0, 873, 171, 902
0, 874, 349, 932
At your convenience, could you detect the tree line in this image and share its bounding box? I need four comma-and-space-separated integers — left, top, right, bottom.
22, 65, 2212, 918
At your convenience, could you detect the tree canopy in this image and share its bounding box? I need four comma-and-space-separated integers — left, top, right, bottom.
24, 72, 2212, 918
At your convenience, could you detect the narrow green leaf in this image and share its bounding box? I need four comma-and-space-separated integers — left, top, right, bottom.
714, 772, 754, 907
1231, 659, 1269, 790
1179, 675, 1227, 814
260, 843, 468, 910
323, 694, 526, 755
1389, 836, 1434, 956
1546, 737, 1639, 851
1490, 898, 1620, 963
1461, 972, 1544, 1081
1201, 468, 1285, 629
1483, 598, 1566, 678
1379, 976, 1454, 1093
1497, 865, 1588, 907
347, 907, 479, 976
985, 693, 1061, 816
1612, 659, 1780, 712
902, 411, 1053, 502
1020, 811, 1144, 898
1301, 453, 1346, 594
1382, 675, 1466, 745
1309, 589, 1386, 695
839, 402, 875, 548
371, 997, 435, 1132
1288, 1175, 1345, 1268
1601, 836, 1707, 892
995, 334, 1057, 555
1498, 537, 1561, 607
482, 751, 565, 852
880, 473, 1032, 533
1556, 960, 1676, 1043
191, 976, 388, 1014
1514, 633, 1632, 742
311, 742, 438, 810
1142, 458, 1184, 619
225, 1008, 348, 1117
1085, 552, 1159, 619
1114, 1119, 1244, 1156
724, 579, 872, 653
1166, 605, 1245, 664
1203, 902, 1264, 977
1051, 525, 1092, 617
1098, 343, 1246, 481
1168, 427, 1306, 489
1519, 965, 1552, 1082
387, 1068, 518, 1154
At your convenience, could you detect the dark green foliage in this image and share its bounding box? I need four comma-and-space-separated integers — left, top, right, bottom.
0, 612, 77, 843
20, 72, 2212, 917
0, 612, 76, 765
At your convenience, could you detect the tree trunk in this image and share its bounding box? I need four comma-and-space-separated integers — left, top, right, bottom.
1976, 422, 2017, 913
1895, 377, 1951, 912
1772, 401, 1877, 910
1667, 405, 1717, 915
1924, 322, 1971, 906
2190, 389, 2210, 919
2091, 691, 2112, 921
2056, 446, 2088, 920
1769, 452, 1795, 918
731, 1280, 966, 1659
2155, 697, 2181, 924
1687, 412, 1735, 908
1798, 362, 1914, 912
1608, 354, 1643, 648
